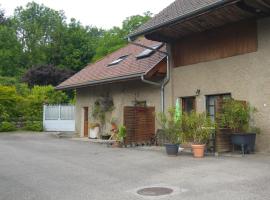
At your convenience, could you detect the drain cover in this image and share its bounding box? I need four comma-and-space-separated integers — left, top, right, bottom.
137, 187, 173, 196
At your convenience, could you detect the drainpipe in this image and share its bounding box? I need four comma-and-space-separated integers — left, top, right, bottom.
128, 38, 171, 113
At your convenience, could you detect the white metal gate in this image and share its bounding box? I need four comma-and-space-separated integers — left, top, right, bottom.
43, 105, 75, 132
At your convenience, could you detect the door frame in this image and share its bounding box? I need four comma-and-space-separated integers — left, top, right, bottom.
81, 107, 89, 137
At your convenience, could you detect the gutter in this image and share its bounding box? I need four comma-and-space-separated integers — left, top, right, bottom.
56, 73, 144, 90
128, 38, 170, 113
128, 0, 240, 39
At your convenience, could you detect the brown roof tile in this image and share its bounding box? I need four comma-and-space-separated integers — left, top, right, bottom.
56, 38, 166, 89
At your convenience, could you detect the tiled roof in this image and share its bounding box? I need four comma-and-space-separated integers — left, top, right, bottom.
56, 38, 166, 89
129, 0, 227, 39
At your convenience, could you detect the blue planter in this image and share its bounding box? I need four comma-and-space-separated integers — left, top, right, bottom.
165, 144, 179, 156
231, 133, 256, 155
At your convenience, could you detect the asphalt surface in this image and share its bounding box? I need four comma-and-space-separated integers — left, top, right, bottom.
0, 133, 270, 200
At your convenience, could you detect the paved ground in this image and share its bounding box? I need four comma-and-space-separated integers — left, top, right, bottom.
0, 133, 270, 200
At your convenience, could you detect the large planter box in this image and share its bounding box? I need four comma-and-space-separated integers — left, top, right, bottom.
231, 133, 256, 154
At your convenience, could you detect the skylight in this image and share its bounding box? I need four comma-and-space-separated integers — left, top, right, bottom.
136, 44, 163, 59
108, 55, 129, 66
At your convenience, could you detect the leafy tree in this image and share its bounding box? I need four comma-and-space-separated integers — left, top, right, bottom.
0, 6, 7, 25
122, 11, 152, 35
22, 64, 74, 86
13, 2, 66, 67
57, 19, 102, 71
0, 7, 23, 77
92, 12, 152, 61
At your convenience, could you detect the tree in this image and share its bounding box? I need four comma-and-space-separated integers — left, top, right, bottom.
122, 11, 152, 35
13, 2, 66, 67
0, 21, 23, 77
92, 12, 152, 62
57, 19, 102, 71
22, 64, 74, 86
0, 6, 7, 25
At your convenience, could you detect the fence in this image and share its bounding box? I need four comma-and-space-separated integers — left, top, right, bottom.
43, 105, 75, 132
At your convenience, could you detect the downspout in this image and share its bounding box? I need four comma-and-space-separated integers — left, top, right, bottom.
128, 38, 171, 113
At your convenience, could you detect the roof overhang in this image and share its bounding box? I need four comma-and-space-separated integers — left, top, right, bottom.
129, 0, 270, 42
55, 73, 144, 90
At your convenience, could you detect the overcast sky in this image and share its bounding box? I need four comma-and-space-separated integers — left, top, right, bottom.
1, 0, 174, 29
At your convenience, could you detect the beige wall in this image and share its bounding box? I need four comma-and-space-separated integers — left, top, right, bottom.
171, 18, 270, 153
75, 81, 161, 137
75, 18, 270, 152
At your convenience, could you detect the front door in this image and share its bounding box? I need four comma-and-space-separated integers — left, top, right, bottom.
83, 107, 89, 137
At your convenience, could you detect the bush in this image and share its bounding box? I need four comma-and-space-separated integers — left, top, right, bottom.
24, 121, 43, 132
182, 111, 215, 145
0, 121, 16, 132
156, 107, 182, 144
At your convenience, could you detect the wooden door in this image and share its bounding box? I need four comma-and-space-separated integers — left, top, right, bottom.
83, 107, 89, 137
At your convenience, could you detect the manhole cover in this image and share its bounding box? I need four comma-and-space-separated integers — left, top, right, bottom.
137, 187, 173, 196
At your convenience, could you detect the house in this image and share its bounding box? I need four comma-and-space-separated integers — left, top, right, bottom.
56, 38, 168, 143
128, 0, 270, 152
57, 0, 270, 153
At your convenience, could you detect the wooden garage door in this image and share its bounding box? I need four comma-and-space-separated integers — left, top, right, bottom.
124, 106, 155, 145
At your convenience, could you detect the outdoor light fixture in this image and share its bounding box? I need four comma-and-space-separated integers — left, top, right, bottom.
196, 89, 201, 96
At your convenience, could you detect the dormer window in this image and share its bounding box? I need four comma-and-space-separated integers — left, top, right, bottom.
136, 44, 163, 59
108, 55, 129, 66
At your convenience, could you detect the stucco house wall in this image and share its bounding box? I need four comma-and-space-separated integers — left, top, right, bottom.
171, 18, 270, 152
75, 81, 162, 137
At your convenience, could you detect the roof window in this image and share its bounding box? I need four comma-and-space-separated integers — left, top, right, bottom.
136, 44, 163, 59
108, 55, 129, 66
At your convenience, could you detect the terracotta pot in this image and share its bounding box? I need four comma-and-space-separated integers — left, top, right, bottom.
112, 141, 122, 148
191, 144, 206, 158
111, 123, 117, 130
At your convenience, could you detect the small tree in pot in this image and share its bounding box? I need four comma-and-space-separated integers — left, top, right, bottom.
157, 107, 182, 156
182, 111, 215, 158
220, 99, 260, 154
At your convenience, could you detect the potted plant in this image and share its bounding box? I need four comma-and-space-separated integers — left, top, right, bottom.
182, 111, 215, 158
112, 125, 126, 148
89, 123, 100, 139
157, 107, 182, 156
220, 99, 260, 154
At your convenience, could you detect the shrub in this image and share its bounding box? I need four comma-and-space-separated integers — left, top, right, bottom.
182, 111, 215, 145
24, 121, 43, 132
157, 107, 182, 144
220, 99, 259, 133
116, 125, 126, 143
0, 121, 16, 132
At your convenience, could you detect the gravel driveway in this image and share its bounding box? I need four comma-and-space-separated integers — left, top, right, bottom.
0, 133, 269, 200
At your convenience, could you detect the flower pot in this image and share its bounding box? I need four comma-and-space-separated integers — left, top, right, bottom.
111, 123, 117, 130
89, 127, 99, 139
191, 144, 206, 158
112, 141, 122, 148
231, 133, 256, 154
165, 144, 179, 156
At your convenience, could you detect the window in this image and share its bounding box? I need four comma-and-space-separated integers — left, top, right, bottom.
108, 55, 128, 66
182, 97, 196, 113
136, 44, 163, 59
206, 94, 231, 122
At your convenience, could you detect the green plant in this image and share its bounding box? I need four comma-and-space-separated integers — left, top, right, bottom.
157, 107, 182, 144
92, 96, 114, 125
0, 121, 16, 132
110, 117, 117, 125
182, 111, 215, 145
116, 125, 126, 143
24, 121, 43, 132
220, 99, 259, 133
89, 122, 100, 129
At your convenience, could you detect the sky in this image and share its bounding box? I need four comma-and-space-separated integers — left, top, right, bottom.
0, 0, 175, 29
